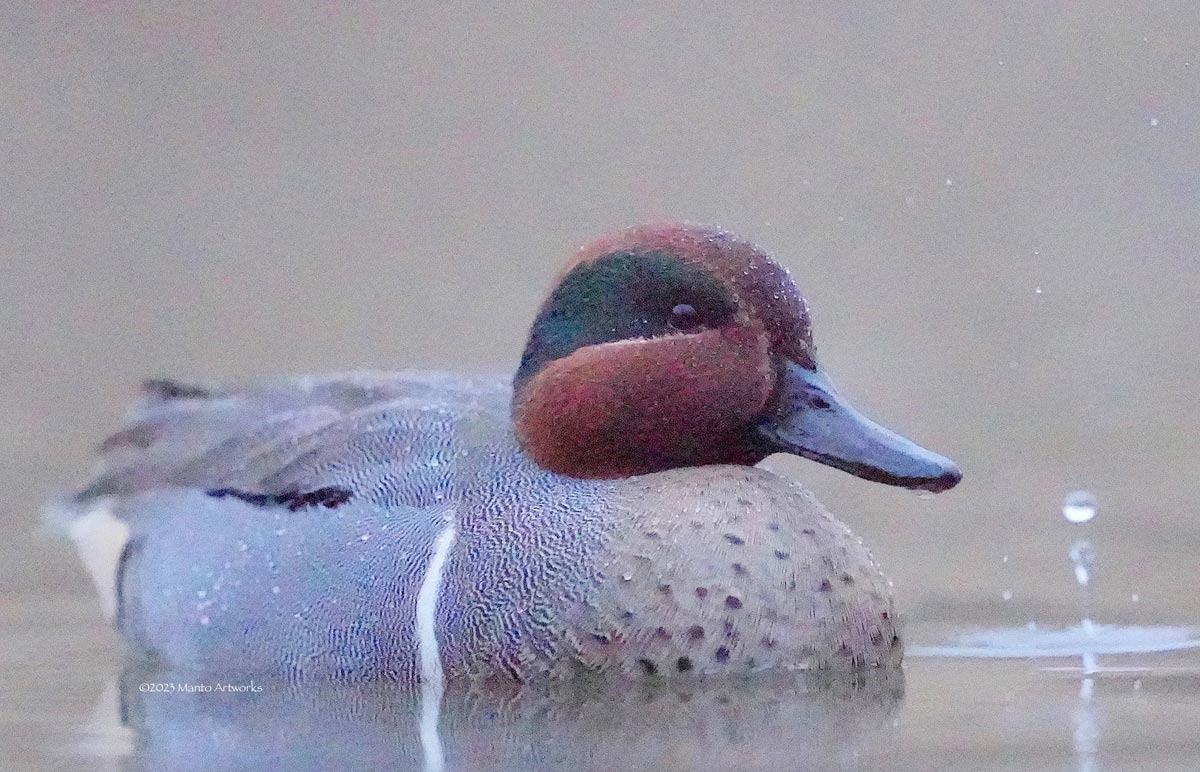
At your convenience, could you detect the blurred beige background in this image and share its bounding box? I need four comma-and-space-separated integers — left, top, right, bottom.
2, 1, 1198, 640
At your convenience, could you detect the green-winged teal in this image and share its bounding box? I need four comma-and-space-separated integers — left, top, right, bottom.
61, 223, 960, 682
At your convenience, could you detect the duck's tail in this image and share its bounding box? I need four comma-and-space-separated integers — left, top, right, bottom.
44, 377, 218, 623
44, 494, 129, 623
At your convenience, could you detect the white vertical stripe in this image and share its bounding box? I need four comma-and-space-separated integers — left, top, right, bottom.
416, 517, 455, 772
67, 502, 130, 622
416, 518, 456, 684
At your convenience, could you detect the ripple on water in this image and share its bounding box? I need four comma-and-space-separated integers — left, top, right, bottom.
911, 624, 1200, 659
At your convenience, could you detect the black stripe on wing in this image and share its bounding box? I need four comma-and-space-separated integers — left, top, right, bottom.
205, 486, 353, 512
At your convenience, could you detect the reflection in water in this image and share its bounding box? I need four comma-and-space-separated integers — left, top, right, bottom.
1073, 677, 1098, 772
419, 672, 445, 772
91, 664, 903, 772
72, 680, 134, 764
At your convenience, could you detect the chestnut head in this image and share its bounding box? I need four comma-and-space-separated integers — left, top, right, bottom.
513, 223, 960, 492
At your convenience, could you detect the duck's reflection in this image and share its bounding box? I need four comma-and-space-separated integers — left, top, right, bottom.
106, 664, 904, 772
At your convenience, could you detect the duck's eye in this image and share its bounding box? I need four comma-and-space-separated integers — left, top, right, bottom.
668, 303, 703, 331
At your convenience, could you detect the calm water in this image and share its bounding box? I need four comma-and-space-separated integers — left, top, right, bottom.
8, 596, 1200, 771
3, 3, 1199, 770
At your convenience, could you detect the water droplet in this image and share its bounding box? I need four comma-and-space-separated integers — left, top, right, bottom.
359, 534, 371, 542
196, 589, 207, 598
1002, 590, 1013, 601
1062, 490, 1097, 524
1070, 539, 1096, 586
1131, 593, 1140, 603
271, 585, 281, 595
1034, 286, 1043, 294
621, 573, 632, 582
199, 615, 210, 626
1149, 117, 1159, 127
1002, 555, 1010, 564
238, 541, 249, 552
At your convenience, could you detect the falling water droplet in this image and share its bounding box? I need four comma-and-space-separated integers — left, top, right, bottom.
1069, 536, 1100, 675
1070, 539, 1096, 586
1062, 490, 1098, 524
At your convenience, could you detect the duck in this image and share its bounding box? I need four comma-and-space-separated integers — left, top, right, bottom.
60, 223, 960, 683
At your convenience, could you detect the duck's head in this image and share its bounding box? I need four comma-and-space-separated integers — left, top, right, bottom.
513, 223, 961, 492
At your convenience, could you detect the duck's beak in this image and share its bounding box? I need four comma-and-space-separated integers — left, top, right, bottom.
755, 361, 961, 493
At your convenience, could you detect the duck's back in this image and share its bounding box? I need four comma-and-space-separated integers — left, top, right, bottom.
64, 372, 900, 681
77, 371, 515, 504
